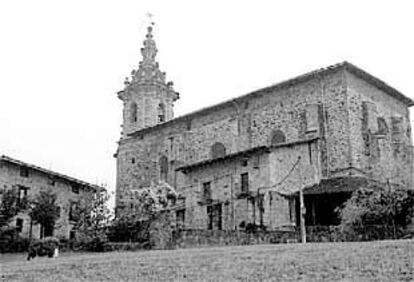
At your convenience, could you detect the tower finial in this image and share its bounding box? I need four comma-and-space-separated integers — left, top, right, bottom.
140, 14, 157, 65
146, 12, 154, 26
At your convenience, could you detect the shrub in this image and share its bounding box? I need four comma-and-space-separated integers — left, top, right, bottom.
0, 227, 30, 253
28, 237, 59, 258
337, 185, 414, 240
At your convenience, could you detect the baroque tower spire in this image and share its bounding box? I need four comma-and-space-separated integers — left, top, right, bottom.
118, 22, 179, 137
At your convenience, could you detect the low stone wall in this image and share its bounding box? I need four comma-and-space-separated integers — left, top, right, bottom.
169, 229, 299, 249
305, 225, 410, 242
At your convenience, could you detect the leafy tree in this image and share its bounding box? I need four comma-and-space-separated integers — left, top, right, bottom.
29, 188, 61, 238
338, 184, 414, 239
108, 181, 176, 246
0, 188, 21, 228
71, 189, 112, 240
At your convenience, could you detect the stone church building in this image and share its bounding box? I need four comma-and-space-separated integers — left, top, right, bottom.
115, 25, 414, 230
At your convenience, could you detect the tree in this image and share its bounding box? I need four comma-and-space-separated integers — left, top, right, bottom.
0, 188, 21, 228
71, 189, 112, 240
337, 184, 414, 239
29, 188, 61, 238
108, 181, 177, 247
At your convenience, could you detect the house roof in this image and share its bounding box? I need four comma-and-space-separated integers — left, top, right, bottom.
127, 61, 414, 139
0, 155, 103, 192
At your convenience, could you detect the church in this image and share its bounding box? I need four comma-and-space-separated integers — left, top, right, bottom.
115, 24, 414, 231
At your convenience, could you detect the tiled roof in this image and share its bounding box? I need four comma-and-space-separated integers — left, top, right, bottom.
0, 155, 103, 192
176, 138, 319, 172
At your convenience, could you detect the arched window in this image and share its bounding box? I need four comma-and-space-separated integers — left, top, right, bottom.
211, 142, 226, 159
159, 156, 168, 180
158, 103, 166, 123
129, 102, 137, 123
270, 130, 286, 146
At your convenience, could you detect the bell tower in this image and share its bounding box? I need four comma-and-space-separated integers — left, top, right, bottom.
118, 24, 179, 137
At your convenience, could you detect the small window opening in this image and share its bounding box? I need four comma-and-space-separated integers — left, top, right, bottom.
211, 142, 226, 159
241, 173, 249, 193
158, 103, 166, 123
71, 185, 80, 194
159, 156, 168, 180
203, 182, 212, 200
18, 186, 29, 206
20, 167, 29, 178
270, 130, 286, 146
16, 218, 23, 233
129, 102, 138, 123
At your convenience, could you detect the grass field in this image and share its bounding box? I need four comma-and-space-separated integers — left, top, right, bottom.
1, 240, 413, 281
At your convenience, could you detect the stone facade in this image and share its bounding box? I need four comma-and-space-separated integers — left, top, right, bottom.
115, 25, 414, 230
0, 155, 102, 239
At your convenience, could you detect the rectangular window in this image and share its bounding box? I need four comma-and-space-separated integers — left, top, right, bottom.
16, 218, 23, 233
20, 167, 29, 178
176, 209, 185, 229
69, 202, 78, 221
207, 206, 213, 230
18, 186, 29, 206
69, 229, 76, 240
207, 204, 222, 230
71, 185, 80, 194
47, 176, 55, 186
203, 182, 211, 200
241, 173, 249, 193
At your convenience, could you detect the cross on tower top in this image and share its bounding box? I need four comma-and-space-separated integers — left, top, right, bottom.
146, 12, 155, 27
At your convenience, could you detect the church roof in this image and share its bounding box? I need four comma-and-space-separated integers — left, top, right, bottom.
127, 61, 413, 139
0, 155, 103, 192
176, 137, 319, 173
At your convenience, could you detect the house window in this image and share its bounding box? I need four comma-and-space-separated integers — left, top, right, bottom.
241, 173, 249, 193
203, 182, 212, 200
377, 117, 388, 135
131, 157, 136, 164
16, 218, 23, 233
18, 186, 29, 206
176, 209, 185, 229
71, 185, 80, 194
20, 167, 29, 178
69, 229, 76, 240
211, 142, 226, 159
47, 176, 55, 186
270, 130, 286, 146
207, 204, 222, 230
69, 202, 78, 221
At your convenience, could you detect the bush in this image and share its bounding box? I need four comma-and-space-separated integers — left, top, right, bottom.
0, 227, 30, 253
337, 186, 414, 240
28, 237, 59, 258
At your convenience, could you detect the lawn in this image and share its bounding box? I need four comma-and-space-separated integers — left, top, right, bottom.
1, 239, 413, 281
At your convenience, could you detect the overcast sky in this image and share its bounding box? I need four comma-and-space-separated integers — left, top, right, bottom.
1, 0, 413, 198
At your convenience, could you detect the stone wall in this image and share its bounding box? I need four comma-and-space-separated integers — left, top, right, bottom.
170, 229, 299, 249
346, 71, 413, 188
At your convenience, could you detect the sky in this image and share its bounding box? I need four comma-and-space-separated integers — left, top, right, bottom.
1, 0, 413, 201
